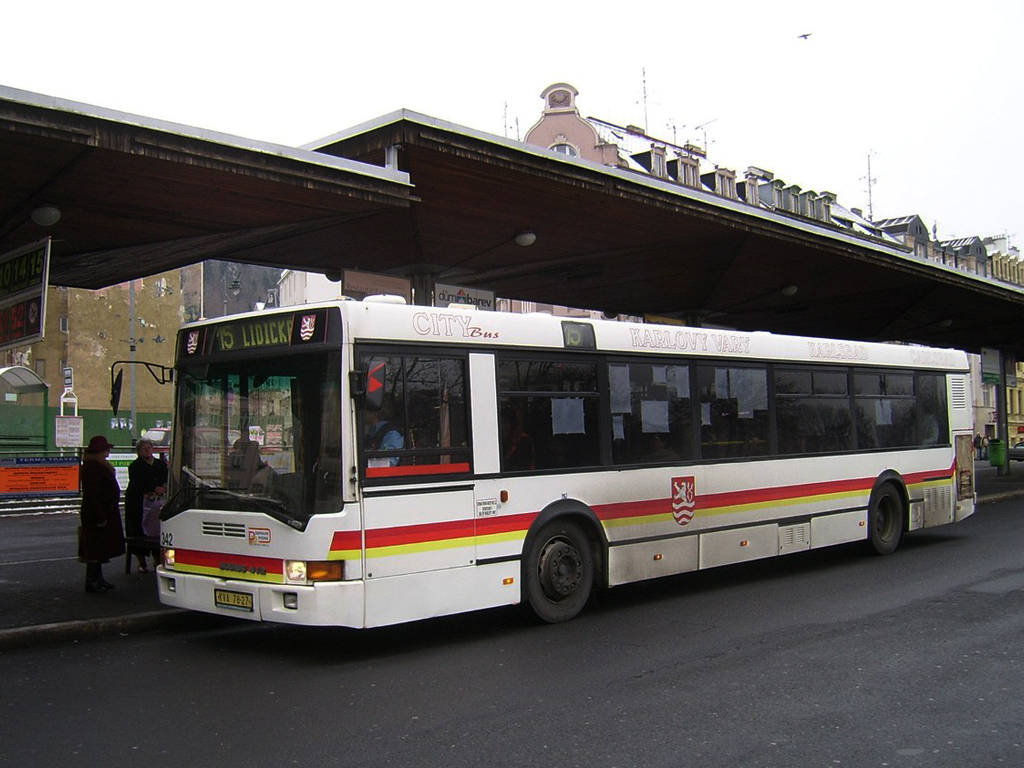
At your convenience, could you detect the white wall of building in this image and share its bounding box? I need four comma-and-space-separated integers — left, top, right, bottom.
279, 270, 341, 306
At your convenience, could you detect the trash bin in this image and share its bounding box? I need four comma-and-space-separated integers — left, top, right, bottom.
988, 438, 1005, 466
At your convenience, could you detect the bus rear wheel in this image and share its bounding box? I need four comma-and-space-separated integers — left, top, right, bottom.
524, 520, 594, 623
868, 484, 904, 555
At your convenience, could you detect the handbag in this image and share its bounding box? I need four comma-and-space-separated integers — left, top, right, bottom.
141, 493, 165, 538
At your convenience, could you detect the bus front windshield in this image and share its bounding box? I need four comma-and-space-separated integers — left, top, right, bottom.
169, 351, 344, 526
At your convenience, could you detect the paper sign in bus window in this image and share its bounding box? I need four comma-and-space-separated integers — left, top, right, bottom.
641, 400, 669, 433
609, 365, 630, 414
553, 398, 585, 434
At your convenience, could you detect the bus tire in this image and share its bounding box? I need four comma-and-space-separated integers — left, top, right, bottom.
867, 483, 904, 555
524, 519, 594, 623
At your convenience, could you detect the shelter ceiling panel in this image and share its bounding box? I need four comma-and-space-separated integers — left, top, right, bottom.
398, 146, 736, 280
0, 92, 411, 288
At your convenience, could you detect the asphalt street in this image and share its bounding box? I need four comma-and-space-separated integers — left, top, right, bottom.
0, 462, 1022, 650
1, 489, 1023, 767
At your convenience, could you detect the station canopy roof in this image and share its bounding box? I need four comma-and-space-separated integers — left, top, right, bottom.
2, 86, 1024, 357
0, 365, 48, 394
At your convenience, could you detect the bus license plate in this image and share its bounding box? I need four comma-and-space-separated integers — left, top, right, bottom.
214, 589, 253, 612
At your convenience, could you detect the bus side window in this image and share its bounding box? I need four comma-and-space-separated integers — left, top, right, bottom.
364, 397, 404, 466
359, 352, 471, 475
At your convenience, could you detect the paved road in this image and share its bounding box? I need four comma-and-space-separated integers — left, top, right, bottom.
3, 463, 1021, 642
2, 499, 1023, 767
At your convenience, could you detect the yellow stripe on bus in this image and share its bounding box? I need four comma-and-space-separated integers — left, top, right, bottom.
366, 535, 475, 559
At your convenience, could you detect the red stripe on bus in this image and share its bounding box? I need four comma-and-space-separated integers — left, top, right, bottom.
595, 465, 954, 521
332, 512, 537, 555
367, 518, 475, 548
175, 549, 283, 574
366, 462, 471, 478
595, 499, 662, 520
698, 476, 874, 509
329, 530, 361, 551
477, 511, 537, 536
334, 463, 956, 552
902, 461, 956, 484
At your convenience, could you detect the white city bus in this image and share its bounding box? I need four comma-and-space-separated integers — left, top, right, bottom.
157, 298, 976, 626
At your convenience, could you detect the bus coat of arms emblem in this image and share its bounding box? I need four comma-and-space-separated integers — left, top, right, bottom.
671, 476, 696, 525
299, 314, 317, 341
186, 330, 200, 355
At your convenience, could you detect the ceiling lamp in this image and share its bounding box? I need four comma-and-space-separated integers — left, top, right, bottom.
30, 205, 62, 227
514, 231, 537, 247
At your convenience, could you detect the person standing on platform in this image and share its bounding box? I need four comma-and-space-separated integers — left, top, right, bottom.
124, 438, 168, 572
78, 435, 124, 593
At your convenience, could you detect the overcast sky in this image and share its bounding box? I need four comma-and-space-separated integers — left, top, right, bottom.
3, 0, 1021, 244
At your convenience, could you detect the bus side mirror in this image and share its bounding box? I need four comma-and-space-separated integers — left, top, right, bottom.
110, 369, 124, 416
351, 360, 386, 411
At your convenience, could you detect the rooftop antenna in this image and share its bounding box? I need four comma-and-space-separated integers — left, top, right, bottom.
693, 117, 719, 153
642, 67, 649, 134
667, 118, 680, 145
503, 101, 508, 138
861, 151, 878, 219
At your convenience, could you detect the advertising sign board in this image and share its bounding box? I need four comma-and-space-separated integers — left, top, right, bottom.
434, 282, 495, 310
0, 239, 50, 353
55, 416, 84, 448
981, 348, 1002, 385
0, 456, 79, 498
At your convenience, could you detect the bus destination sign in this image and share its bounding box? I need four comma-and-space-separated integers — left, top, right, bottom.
210, 316, 293, 353
182, 309, 331, 357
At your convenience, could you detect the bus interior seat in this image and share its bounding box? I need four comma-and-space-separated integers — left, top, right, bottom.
227, 440, 261, 490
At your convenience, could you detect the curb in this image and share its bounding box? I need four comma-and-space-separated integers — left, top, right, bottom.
977, 490, 1024, 506
0, 609, 218, 652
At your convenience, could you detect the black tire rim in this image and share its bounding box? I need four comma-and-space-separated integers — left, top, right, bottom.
875, 493, 899, 543
537, 536, 583, 602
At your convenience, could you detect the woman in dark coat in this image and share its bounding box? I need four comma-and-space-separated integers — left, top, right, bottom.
124, 438, 168, 572
78, 435, 125, 592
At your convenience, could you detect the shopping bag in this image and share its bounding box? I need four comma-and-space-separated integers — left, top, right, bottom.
141, 494, 165, 538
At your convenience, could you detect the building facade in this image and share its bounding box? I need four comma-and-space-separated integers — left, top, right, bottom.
0, 259, 283, 451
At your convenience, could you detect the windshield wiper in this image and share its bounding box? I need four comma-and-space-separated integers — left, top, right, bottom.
199, 488, 307, 530
181, 465, 213, 488
164, 469, 309, 530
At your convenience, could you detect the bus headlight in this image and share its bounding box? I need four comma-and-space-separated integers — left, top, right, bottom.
163, 548, 176, 568
285, 560, 344, 584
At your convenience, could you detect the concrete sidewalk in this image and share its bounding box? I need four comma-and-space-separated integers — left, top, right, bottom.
1, 464, 1022, 651
0, 513, 218, 650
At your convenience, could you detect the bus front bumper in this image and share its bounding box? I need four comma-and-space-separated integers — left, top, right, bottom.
157, 567, 366, 628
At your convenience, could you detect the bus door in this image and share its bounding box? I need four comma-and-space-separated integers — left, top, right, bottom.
361, 487, 476, 578
357, 350, 476, 578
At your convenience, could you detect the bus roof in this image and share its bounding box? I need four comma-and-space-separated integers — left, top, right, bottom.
184, 299, 971, 372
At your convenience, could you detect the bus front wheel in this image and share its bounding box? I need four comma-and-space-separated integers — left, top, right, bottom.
868, 484, 904, 555
524, 519, 594, 623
